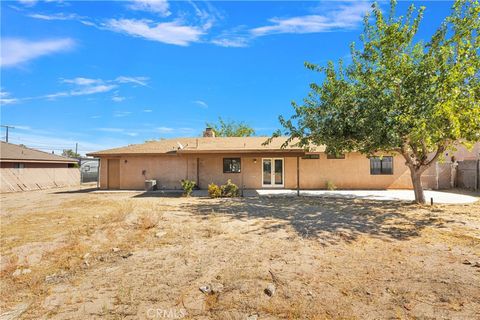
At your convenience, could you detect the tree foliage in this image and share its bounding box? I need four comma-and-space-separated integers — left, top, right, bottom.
206, 117, 255, 137
274, 0, 480, 203
62, 149, 80, 158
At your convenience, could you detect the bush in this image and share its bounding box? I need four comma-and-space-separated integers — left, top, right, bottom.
208, 183, 222, 198
180, 179, 196, 196
326, 180, 337, 191
220, 179, 239, 197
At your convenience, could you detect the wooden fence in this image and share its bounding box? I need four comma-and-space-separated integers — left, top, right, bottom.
457, 160, 480, 190
0, 168, 80, 193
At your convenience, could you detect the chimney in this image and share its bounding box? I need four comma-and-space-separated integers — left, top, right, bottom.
203, 127, 215, 138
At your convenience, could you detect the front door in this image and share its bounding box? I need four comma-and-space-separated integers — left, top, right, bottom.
107, 159, 120, 189
262, 158, 284, 187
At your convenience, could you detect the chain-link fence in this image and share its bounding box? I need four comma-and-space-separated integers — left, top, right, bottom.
80, 158, 99, 184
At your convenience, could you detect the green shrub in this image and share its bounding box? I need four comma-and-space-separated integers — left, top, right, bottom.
326, 180, 337, 191
221, 179, 239, 197
208, 183, 222, 198
180, 179, 196, 196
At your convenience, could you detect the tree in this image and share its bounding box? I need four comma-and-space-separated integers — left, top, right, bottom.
62, 149, 80, 158
206, 117, 255, 137
273, 0, 479, 203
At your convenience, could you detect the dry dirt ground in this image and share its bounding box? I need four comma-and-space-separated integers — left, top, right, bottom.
1, 186, 480, 319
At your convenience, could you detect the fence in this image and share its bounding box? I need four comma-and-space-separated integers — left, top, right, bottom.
456, 160, 480, 190
422, 162, 454, 190
0, 168, 80, 193
80, 158, 99, 183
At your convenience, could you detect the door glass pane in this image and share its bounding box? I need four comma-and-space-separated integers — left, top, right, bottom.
274, 159, 283, 185
263, 159, 271, 185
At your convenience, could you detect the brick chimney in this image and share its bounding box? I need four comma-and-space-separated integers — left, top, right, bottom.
203, 127, 215, 137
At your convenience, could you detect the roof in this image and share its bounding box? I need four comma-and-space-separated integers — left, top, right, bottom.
0, 141, 78, 163
87, 137, 326, 156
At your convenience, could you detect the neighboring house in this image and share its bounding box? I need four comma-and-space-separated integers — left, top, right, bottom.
0, 142, 80, 192
87, 128, 414, 190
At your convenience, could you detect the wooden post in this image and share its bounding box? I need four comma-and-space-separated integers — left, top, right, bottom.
297, 156, 300, 196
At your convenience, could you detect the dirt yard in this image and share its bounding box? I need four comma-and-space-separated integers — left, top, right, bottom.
1, 186, 479, 319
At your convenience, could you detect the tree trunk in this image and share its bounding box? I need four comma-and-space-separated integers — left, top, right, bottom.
410, 169, 425, 204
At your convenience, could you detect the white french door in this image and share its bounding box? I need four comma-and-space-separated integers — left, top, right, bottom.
262, 158, 284, 187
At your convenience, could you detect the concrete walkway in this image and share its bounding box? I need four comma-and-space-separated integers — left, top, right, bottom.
91, 188, 478, 204
242, 189, 478, 204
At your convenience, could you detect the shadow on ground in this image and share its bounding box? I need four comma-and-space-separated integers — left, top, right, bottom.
183, 197, 445, 244
133, 190, 183, 198
53, 187, 99, 194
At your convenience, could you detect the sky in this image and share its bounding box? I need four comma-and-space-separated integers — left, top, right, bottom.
1, 0, 455, 155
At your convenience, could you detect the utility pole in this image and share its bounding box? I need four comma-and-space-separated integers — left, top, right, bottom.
1, 125, 15, 142
75, 143, 78, 155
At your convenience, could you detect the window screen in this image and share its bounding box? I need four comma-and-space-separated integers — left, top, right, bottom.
370, 156, 393, 175
223, 158, 241, 173
327, 153, 345, 159
302, 154, 320, 159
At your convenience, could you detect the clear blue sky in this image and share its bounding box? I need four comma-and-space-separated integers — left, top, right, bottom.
1, 0, 454, 155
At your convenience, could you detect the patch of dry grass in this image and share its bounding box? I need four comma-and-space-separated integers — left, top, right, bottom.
1, 188, 479, 319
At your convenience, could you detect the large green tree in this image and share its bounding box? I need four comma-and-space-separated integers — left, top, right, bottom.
206, 117, 255, 137
274, 0, 479, 203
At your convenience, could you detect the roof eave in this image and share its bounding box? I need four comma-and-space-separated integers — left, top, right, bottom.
177, 149, 306, 154
0, 158, 78, 164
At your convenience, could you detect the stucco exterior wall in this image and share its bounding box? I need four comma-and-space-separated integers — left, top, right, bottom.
98, 152, 415, 190
298, 152, 412, 189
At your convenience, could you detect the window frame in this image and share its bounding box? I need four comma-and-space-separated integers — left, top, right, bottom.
326, 153, 346, 159
223, 157, 241, 174
302, 154, 320, 160
370, 156, 393, 175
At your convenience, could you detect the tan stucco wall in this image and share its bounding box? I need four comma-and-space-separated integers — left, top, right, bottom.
98, 152, 414, 190
297, 152, 412, 189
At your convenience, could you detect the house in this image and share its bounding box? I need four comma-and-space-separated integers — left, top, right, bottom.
0, 141, 80, 192
88, 128, 429, 191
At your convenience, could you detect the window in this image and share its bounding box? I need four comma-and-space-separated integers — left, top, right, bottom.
327, 153, 345, 159
13, 163, 25, 169
302, 154, 320, 159
223, 158, 241, 173
370, 156, 393, 175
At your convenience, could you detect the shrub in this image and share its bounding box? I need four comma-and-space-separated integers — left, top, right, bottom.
208, 183, 222, 198
326, 180, 337, 191
180, 179, 196, 196
220, 179, 239, 197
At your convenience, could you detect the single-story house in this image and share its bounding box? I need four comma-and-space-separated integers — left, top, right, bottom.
0, 141, 80, 192
89, 127, 453, 191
